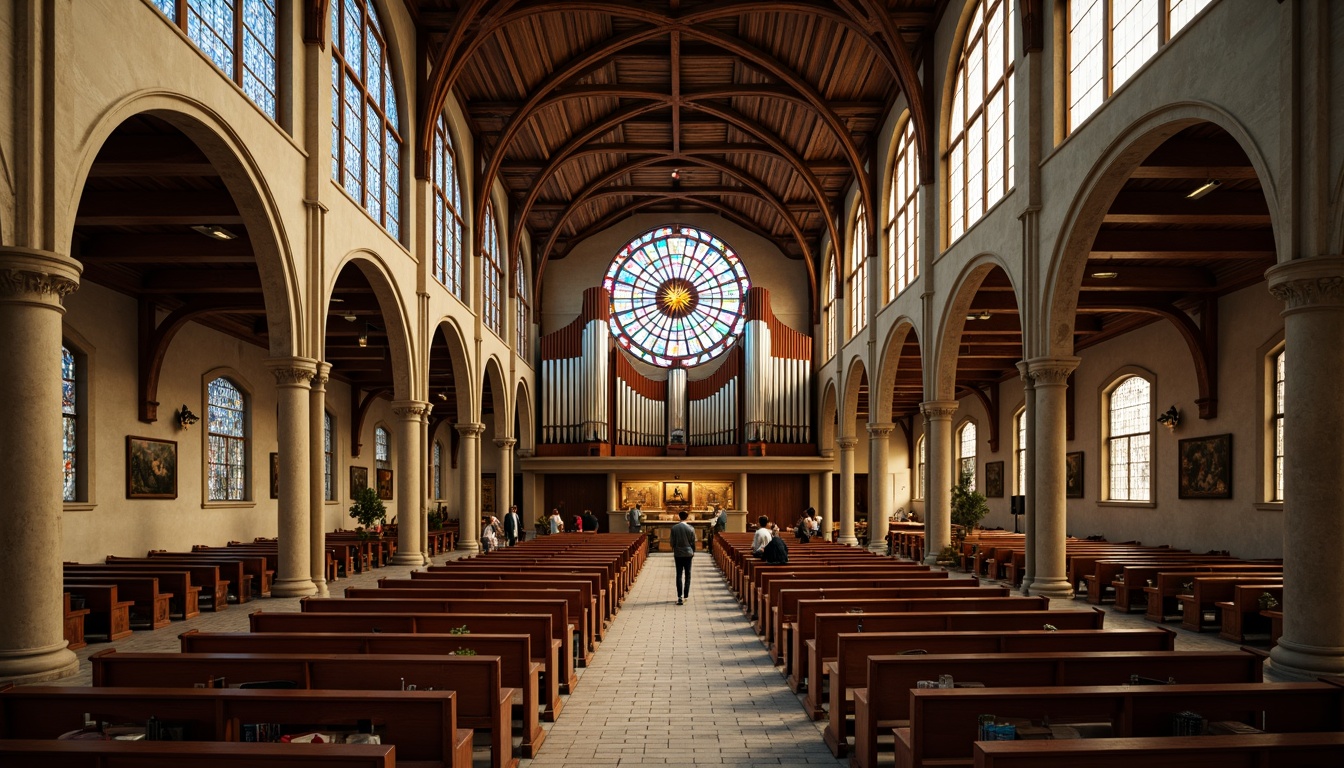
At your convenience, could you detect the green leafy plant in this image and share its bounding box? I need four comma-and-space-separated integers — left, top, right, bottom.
950, 469, 989, 543
1258, 592, 1279, 610
450, 647, 477, 656
937, 544, 960, 564
449, 625, 470, 635
427, 506, 446, 531
348, 487, 387, 538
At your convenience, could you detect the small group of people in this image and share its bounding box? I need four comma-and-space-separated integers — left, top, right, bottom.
481, 504, 524, 552
795, 507, 821, 542
751, 514, 790, 564
546, 507, 600, 534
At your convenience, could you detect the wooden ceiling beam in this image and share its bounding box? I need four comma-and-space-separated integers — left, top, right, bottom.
1080, 265, 1217, 290
140, 269, 261, 294
501, 144, 852, 172
1139, 136, 1252, 167
75, 190, 240, 226
77, 233, 255, 263
1127, 165, 1258, 180
1090, 228, 1276, 258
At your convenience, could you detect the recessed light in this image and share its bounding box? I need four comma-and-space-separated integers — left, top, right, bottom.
190, 224, 237, 240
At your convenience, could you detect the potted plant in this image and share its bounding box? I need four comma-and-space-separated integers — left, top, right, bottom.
949, 468, 989, 546
427, 505, 446, 531
349, 486, 388, 539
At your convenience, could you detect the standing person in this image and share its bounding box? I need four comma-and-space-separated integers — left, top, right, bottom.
627, 503, 643, 533
751, 515, 773, 558
670, 509, 696, 605
502, 505, 522, 546
711, 504, 727, 532
548, 508, 564, 535
481, 516, 499, 552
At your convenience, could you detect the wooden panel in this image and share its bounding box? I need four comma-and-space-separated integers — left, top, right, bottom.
748, 473, 809, 523
544, 474, 608, 531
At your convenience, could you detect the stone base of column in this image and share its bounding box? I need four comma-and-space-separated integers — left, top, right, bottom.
1028, 577, 1075, 601
923, 554, 940, 566
270, 578, 318, 597
391, 552, 423, 566
457, 541, 481, 554
313, 578, 329, 598
838, 536, 859, 547
1268, 639, 1344, 680
0, 641, 79, 685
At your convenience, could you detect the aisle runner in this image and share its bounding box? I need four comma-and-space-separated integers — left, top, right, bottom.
522, 552, 844, 767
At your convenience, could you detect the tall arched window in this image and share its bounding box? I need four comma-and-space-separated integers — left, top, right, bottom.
151, 1, 279, 119
331, 0, 402, 238
62, 345, 80, 502
207, 376, 248, 501
1272, 348, 1285, 502
482, 202, 503, 337
958, 421, 978, 490
324, 411, 335, 501
432, 114, 464, 297
1014, 408, 1027, 495
515, 256, 530, 358
887, 119, 920, 301
1106, 375, 1151, 501
1068, 0, 1216, 130
432, 440, 444, 499
375, 425, 391, 470
822, 250, 838, 361
848, 203, 868, 338
915, 434, 926, 500
949, 0, 1015, 241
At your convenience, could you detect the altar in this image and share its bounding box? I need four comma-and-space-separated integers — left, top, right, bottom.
606, 509, 747, 549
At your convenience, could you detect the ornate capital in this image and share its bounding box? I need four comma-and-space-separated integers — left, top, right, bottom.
1267, 257, 1344, 312
837, 437, 859, 450
920, 400, 959, 420
455, 422, 486, 437
266, 357, 318, 387
516, 448, 535, 459
0, 248, 82, 306
494, 437, 517, 450
392, 400, 432, 419
867, 422, 896, 438
310, 362, 332, 390
1025, 356, 1080, 387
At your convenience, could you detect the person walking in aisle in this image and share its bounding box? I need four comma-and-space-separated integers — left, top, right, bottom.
671, 509, 696, 605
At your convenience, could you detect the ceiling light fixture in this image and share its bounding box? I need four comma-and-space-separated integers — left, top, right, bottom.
343, 312, 357, 322
358, 332, 368, 348
670, 169, 680, 181
191, 224, 237, 240
1186, 179, 1222, 200
966, 311, 991, 321
1090, 270, 1119, 279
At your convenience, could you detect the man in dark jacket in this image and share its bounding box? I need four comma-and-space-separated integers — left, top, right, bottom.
670, 509, 697, 605
502, 505, 522, 546
582, 509, 600, 533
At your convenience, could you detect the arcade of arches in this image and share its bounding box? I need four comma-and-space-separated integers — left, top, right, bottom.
2, 0, 1344, 687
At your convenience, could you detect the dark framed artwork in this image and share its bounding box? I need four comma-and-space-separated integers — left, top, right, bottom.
1065, 451, 1084, 498
269, 452, 279, 499
663, 481, 690, 506
482, 474, 496, 515
350, 466, 369, 496
127, 436, 177, 499
1179, 433, 1233, 499
984, 461, 1004, 498
376, 468, 394, 500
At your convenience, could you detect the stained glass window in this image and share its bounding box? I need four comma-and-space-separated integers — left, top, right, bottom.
375, 426, 390, 470
331, 0, 402, 238
324, 410, 334, 501
515, 256, 530, 358
1273, 349, 1285, 502
1015, 408, 1027, 495
207, 377, 248, 501
848, 203, 868, 338
949, 0, 1015, 241
483, 203, 503, 336
822, 250, 838, 361
1107, 375, 1151, 501
603, 225, 751, 368
916, 435, 926, 500
62, 346, 78, 502
432, 441, 444, 499
151, 1, 277, 119
959, 421, 978, 491
887, 119, 920, 301
433, 115, 464, 298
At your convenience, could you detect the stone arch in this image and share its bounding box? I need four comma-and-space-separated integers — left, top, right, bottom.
64, 93, 301, 359
840, 354, 869, 439
514, 379, 535, 452
328, 249, 418, 401
432, 316, 477, 421
482, 354, 510, 436
931, 252, 1019, 401
819, 379, 839, 452
873, 318, 922, 424
1044, 103, 1281, 359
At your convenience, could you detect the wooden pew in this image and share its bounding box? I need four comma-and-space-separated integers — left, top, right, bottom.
757, 571, 952, 636
108, 556, 247, 604
0, 686, 474, 768
62, 591, 89, 651
0, 741, 397, 767
894, 682, 1344, 768
1218, 584, 1284, 642
76, 560, 226, 611
1112, 563, 1281, 614
751, 564, 935, 619
177, 630, 546, 755
420, 566, 614, 619
973, 733, 1344, 767
62, 564, 201, 617
1175, 576, 1284, 630
150, 550, 274, 596
90, 650, 517, 768
60, 583, 132, 640
379, 577, 604, 635
64, 575, 172, 630
848, 649, 1265, 767
249, 610, 572, 703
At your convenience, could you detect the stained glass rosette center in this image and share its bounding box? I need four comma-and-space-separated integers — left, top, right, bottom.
604, 226, 750, 368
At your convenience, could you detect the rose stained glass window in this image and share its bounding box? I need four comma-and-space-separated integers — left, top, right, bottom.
603, 226, 750, 368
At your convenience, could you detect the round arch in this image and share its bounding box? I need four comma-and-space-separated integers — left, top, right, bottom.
482, 354, 511, 437
328, 249, 418, 401
873, 318, 922, 424
514, 379, 535, 452
432, 316, 477, 422
840, 354, 869, 438
819, 379, 839, 452
931, 253, 1020, 401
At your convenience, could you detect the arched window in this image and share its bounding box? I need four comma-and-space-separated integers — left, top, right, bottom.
515, 256, 530, 358
482, 202, 503, 337
958, 421, 978, 490
375, 425, 391, 470
432, 114, 464, 297
915, 434, 926, 500
150, 1, 279, 119
949, 0, 1015, 241
432, 440, 444, 499
1014, 407, 1027, 495
62, 345, 80, 502
1068, 0, 1216, 130
822, 250, 838, 361
330, 0, 402, 238
1272, 348, 1285, 502
207, 376, 248, 501
324, 411, 335, 501
1106, 375, 1151, 501
887, 119, 920, 301
848, 203, 868, 338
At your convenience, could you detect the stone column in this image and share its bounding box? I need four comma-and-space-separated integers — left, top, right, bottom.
308, 363, 331, 596
604, 471, 617, 521
267, 357, 318, 597
737, 472, 749, 517
519, 449, 536, 541
920, 401, 958, 565
456, 422, 485, 552
867, 423, 895, 552
391, 401, 431, 565
1024, 357, 1079, 599
419, 412, 431, 564
1267, 257, 1344, 678
838, 437, 859, 545
496, 437, 516, 524
1015, 362, 1037, 595
819, 469, 834, 542
0, 248, 81, 684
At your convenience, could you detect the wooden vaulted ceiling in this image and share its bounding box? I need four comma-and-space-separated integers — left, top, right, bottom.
413, 0, 944, 301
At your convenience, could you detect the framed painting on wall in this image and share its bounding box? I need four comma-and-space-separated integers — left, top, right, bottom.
693, 480, 735, 509
376, 468, 394, 500
1065, 452, 1084, 498
663, 481, 690, 506
269, 452, 279, 499
1179, 433, 1232, 499
984, 461, 1004, 498
127, 436, 177, 499
481, 474, 496, 515
350, 466, 369, 497
619, 481, 660, 509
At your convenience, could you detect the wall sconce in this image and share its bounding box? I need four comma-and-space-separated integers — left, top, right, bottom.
1156, 405, 1181, 431
177, 404, 200, 429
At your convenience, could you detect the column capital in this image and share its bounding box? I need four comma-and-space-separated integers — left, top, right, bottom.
1267, 256, 1344, 313
1024, 356, 1080, 386
494, 437, 517, 450
866, 422, 896, 438
391, 399, 433, 419
311, 361, 332, 389
837, 436, 858, 450
516, 447, 535, 458
0, 247, 81, 306
455, 421, 486, 437
920, 400, 959, 420
266, 357, 318, 387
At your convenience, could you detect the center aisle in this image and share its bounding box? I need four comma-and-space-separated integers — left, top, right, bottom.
524, 551, 844, 767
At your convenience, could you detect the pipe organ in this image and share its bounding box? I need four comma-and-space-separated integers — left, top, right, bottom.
541, 287, 609, 444
688, 347, 740, 446
742, 288, 812, 444
614, 354, 667, 447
